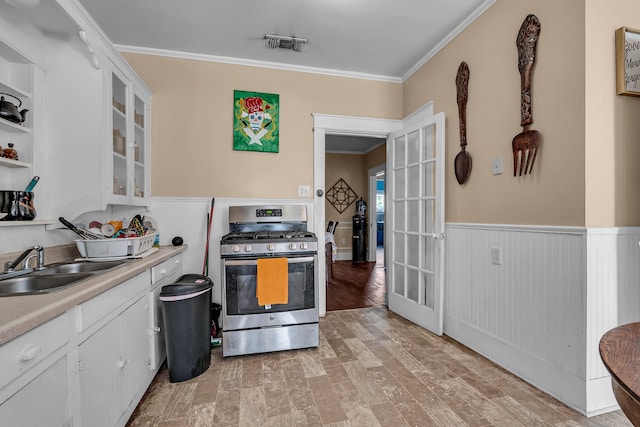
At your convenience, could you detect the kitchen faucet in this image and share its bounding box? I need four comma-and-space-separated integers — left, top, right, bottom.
4, 245, 45, 273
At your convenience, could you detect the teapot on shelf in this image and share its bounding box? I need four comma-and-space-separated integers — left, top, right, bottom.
0, 93, 28, 124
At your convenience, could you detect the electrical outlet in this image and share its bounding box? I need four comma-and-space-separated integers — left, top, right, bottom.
298, 185, 310, 197
492, 157, 503, 175
341, 238, 346, 245
491, 247, 502, 265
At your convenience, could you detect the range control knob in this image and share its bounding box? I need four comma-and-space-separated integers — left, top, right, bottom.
232, 245, 240, 253
244, 245, 252, 252
267, 243, 275, 251
300, 243, 308, 250
289, 243, 297, 250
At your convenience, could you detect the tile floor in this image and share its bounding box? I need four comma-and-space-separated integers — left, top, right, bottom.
127, 307, 631, 426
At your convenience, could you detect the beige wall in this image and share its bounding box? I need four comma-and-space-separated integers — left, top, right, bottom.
325, 153, 366, 222
585, 0, 640, 226
404, 0, 587, 226
364, 144, 386, 171
125, 0, 640, 228
323, 145, 385, 248
122, 53, 402, 199
324, 144, 385, 224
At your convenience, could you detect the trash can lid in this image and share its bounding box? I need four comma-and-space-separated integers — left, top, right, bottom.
175, 274, 213, 286
159, 283, 212, 301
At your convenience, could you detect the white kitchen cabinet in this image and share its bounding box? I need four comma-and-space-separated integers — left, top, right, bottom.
78, 315, 120, 427
0, 0, 153, 225
119, 296, 150, 413
76, 272, 151, 427
0, 313, 71, 427
0, 357, 70, 427
0, 248, 185, 426
103, 61, 151, 207
149, 254, 183, 370
78, 296, 149, 427
0, 34, 37, 192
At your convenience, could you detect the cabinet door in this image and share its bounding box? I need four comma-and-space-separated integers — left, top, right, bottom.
78, 318, 120, 427
108, 64, 131, 202
132, 91, 150, 204
119, 296, 150, 410
104, 61, 150, 207
0, 356, 69, 427
149, 285, 166, 371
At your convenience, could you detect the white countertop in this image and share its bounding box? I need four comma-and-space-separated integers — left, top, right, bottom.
0, 245, 187, 346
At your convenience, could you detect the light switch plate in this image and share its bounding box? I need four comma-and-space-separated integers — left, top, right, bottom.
492, 157, 503, 175
298, 185, 310, 197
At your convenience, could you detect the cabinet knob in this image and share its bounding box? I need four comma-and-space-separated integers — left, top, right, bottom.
118, 357, 129, 369
16, 343, 41, 363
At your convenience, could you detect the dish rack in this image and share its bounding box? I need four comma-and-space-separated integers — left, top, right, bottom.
76, 233, 156, 258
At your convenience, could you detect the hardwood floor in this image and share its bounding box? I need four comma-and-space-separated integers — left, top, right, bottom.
326, 247, 386, 311
127, 307, 630, 426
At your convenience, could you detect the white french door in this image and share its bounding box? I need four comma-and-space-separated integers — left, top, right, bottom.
387, 111, 445, 335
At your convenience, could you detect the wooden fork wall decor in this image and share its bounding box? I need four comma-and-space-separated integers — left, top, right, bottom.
512, 14, 542, 176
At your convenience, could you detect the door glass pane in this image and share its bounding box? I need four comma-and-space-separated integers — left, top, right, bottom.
407, 234, 419, 267
133, 95, 145, 198
407, 268, 419, 303
407, 200, 419, 233
423, 124, 436, 162
407, 130, 420, 164
407, 165, 419, 198
394, 233, 405, 263
112, 74, 128, 197
423, 199, 435, 235
423, 235, 435, 272
394, 168, 405, 199
423, 161, 435, 198
393, 264, 405, 296
424, 271, 435, 308
394, 201, 405, 231
394, 135, 406, 167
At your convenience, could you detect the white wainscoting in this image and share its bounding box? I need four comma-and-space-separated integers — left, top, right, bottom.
444, 223, 640, 416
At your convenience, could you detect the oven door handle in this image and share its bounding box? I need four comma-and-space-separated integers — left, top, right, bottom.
224, 256, 315, 266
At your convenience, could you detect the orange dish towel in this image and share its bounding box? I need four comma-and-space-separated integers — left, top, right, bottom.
256, 258, 289, 306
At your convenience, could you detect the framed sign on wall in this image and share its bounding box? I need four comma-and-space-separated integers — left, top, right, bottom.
616, 27, 640, 96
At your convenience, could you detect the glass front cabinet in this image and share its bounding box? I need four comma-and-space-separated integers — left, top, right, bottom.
105, 61, 150, 207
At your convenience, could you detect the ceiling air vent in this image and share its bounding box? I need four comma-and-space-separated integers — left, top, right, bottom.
265, 34, 307, 52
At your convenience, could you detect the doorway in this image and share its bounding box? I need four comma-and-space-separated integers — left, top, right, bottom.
324, 151, 386, 311
312, 114, 402, 316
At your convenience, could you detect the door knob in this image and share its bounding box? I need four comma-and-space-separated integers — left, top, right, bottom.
316, 189, 324, 197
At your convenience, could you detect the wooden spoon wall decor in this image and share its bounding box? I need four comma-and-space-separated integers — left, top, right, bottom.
454, 61, 472, 185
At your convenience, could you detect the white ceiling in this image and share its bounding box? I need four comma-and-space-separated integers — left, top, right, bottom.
72, 0, 493, 152
77, 0, 492, 81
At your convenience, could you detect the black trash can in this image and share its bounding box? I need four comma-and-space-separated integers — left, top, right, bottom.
160, 274, 213, 383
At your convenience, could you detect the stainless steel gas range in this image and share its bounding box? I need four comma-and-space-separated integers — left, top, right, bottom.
220, 205, 319, 357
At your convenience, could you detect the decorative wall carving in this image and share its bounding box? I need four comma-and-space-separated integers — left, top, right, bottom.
326, 178, 357, 213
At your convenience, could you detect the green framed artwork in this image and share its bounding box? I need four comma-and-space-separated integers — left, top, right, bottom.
233, 90, 280, 152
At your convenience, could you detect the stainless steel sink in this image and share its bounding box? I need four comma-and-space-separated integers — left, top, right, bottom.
0, 273, 93, 296
0, 259, 129, 296
32, 260, 127, 275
